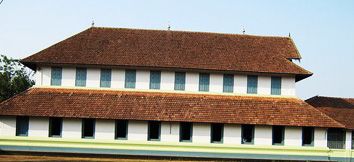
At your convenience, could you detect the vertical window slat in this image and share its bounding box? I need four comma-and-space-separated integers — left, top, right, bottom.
100, 69, 112, 88
125, 70, 136, 88
51, 67, 62, 86
149, 71, 161, 89
247, 75, 258, 94
271, 76, 282, 95
75, 68, 87, 87
199, 73, 210, 92
174, 72, 186, 91
223, 74, 234, 93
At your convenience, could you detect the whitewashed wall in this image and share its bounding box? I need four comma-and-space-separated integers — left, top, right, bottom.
62, 118, 82, 139
314, 128, 327, 147
284, 127, 302, 146
193, 123, 211, 144
254, 125, 272, 145
224, 124, 241, 144
127, 120, 147, 141
345, 130, 352, 149
161, 122, 179, 142
95, 119, 115, 140
28, 117, 49, 137
0, 116, 16, 136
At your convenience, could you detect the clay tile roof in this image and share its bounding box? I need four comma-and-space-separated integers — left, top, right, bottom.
0, 88, 343, 128
306, 96, 354, 129
21, 27, 312, 81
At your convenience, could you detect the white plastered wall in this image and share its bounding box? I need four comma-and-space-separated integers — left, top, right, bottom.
258, 76, 271, 95
192, 123, 210, 144
95, 119, 115, 140
62, 118, 82, 139
111, 69, 125, 89
28, 117, 49, 137
282, 77, 296, 96
254, 125, 272, 145
160, 71, 175, 91
234, 75, 247, 94
345, 130, 352, 149
224, 124, 241, 144
86, 68, 100, 88
314, 128, 327, 147
62, 67, 75, 86
0, 116, 16, 136
284, 127, 302, 146
161, 122, 179, 142
209, 74, 223, 93
128, 120, 147, 141
41, 66, 51, 86
185, 73, 199, 92
136, 70, 150, 90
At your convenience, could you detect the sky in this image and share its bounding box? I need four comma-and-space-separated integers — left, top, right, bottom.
0, 0, 353, 99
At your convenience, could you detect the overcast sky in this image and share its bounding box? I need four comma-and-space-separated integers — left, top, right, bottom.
0, 0, 353, 99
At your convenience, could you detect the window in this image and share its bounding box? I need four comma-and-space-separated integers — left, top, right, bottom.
180, 122, 192, 142
223, 74, 234, 93
150, 71, 161, 89
211, 123, 223, 143
16, 116, 29, 136
241, 125, 254, 144
199, 73, 210, 92
272, 126, 285, 145
352, 131, 354, 149
82, 119, 95, 139
51, 67, 62, 86
271, 76, 282, 95
125, 70, 136, 88
100, 69, 111, 88
75, 68, 87, 87
115, 120, 128, 140
49, 117, 62, 137
174, 72, 186, 91
327, 128, 346, 149
247, 75, 258, 94
302, 127, 314, 146
148, 121, 161, 141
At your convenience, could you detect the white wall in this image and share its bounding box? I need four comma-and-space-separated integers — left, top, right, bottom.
258, 76, 271, 95
86, 68, 100, 88
41, 67, 51, 86
128, 120, 147, 141
254, 125, 272, 145
209, 74, 223, 93
224, 124, 241, 144
185, 73, 199, 92
160, 71, 175, 91
234, 75, 247, 94
62, 67, 75, 86
161, 122, 179, 142
0, 116, 16, 136
95, 119, 115, 140
192, 123, 210, 144
345, 130, 352, 149
136, 70, 149, 90
111, 69, 125, 89
28, 117, 49, 137
62, 118, 82, 139
282, 77, 296, 96
314, 128, 327, 147
284, 127, 302, 146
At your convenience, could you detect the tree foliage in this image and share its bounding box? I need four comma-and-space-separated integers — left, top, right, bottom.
0, 55, 35, 102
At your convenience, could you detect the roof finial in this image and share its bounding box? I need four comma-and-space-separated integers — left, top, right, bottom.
242, 27, 246, 34
91, 20, 95, 27
288, 32, 291, 38
168, 24, 171, 31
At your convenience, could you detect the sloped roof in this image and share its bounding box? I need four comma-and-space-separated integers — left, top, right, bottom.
21, 27, 312, 81
0, 88, 342, 128
306, 96, 354, 129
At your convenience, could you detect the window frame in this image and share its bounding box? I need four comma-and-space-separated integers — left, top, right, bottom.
174, 72, 186, 91
115, 120, 128, 140
199, 73, 210, 92
149, 71, 161, 90
50, 67, 62, 86
247, 75, 258, 94
48, 117, 63, 138
210, 123, 224, 144
147, 121, 161, 141
272, 126, 285, 146
271, 76, 282, 95
100, 69, 112, 88
241, 124, 255, 144
327, 128, 346, 149
81, 118, 95, 139
75, 68, 87, 87
302, 127, 314, 146
124, 70, 136, 89
15, 116, 29, 137
179, 122, 193, 142
223, 74, 234, 93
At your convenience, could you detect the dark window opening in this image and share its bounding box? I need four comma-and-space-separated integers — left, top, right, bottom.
241, 125, 254, 144
327, 128, 346, 149
16, 116, 29, 136
352, 131, 354, 149
272, 126, 285, 145
148, 121, 161, 141
211, 123, 223, 143
49, 117, 62, 137
82, 119, 95, 139
180, 122, 192, 142
115, 120, 128, 140
302, 127, 314, 146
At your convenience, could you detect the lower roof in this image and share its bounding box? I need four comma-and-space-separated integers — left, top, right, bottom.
0, 88, 343, 128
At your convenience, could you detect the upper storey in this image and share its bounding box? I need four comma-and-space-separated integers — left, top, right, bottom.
21, 27, 312, 82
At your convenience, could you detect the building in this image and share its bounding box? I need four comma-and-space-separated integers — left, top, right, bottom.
0, 27, 353, 161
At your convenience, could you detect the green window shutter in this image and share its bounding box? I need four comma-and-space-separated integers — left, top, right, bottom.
51, 67, 62, 86
223, 74, 234, 93
75, 68, 87, 87
100, 69, 111, 88
149, 71, 161, 89
271, 76, 281, 95
174, 72, 186, 91
247, 75, 258, 94
125, 70, 136, 88
199, 73, 210, 92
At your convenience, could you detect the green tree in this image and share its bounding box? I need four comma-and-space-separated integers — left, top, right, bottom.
0, 55, 35, 102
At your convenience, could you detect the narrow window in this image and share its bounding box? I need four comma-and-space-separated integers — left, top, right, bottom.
51, 67, 62, 86
150, 71, 161, 89
148, 121, 161, 141
125, 70, 136, 88
82, 119, 95, 139
180, 122, 192, 142
115, 120, 128, 140
247, 75, 258, 94
199, 73, 210, 92
100, 69, 111, 88
16, 116, 29, 136
211, 123, 223, 143
271, 76, 282, 95
241, 125, 254, 144
75, 68, 87, 87
272, 126, 285, 145
49, 117, 62, 137
302, 127, 314, 146
223, 74, 234, 93
352, 131, 354, 149
174, 72, 186, 91
327, 128, 346, 149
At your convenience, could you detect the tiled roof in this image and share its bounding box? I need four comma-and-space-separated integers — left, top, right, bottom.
0, 88, 342, 128
306, 96, 354, 129
21, 27, 312, 81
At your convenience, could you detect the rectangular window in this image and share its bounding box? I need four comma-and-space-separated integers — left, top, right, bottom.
100, 69, 112, 88
272, 126, 285, 145
271, 76, 282, 95
223, 74, 234, 93
211, 123, 223, 143
180, 122, 192, 142
174, 72, 186, 91
49, 117, 62, 137
327, 128, 346, 149
148, 121, 161, 141
16, 116, 29, 136
247, 75, 258, 94
302, 127, 314, 146
75, 68, 87, 87
115, 120, 128, 140
352, 131, 354, 149
149, 71, 161, 89
125, 70, 136, 88
199, 73, 210, 92
82, 119, 95, 139
241, 125, 254, 144
51, 67, 62, 86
